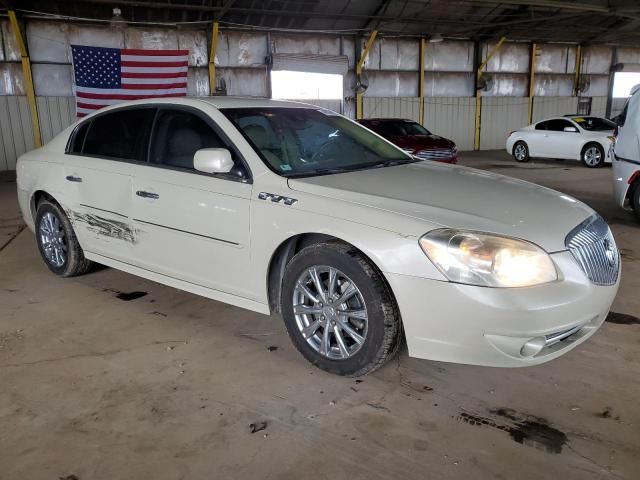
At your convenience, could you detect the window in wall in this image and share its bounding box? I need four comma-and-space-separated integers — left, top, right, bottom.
612, 72, 640, 98
271, 70, 343, 100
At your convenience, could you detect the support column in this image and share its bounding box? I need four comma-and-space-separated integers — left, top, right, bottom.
573, 44, 583, 97
419, 38, 426, 125
528, 42, 537, 124
8, 10, 41, 148
208, 20, 220, 96
474, 37, 506, 151
356, 30, 378, 120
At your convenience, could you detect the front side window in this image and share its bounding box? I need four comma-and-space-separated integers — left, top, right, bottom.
535, 121, 548, 130
222, 108, 412, 177
573, 116, 616, 131
149, 109, 225, 170
82, 108, 155, 160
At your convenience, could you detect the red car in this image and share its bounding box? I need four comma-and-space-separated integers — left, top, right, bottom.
358, 118, 457, 164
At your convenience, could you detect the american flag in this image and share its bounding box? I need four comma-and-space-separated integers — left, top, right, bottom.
71, 45, 189, 117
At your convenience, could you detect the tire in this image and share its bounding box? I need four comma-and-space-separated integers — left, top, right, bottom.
632, 180, 640, 223
581, 143, 605, 168
280, 242, 402, 376
35, 200, 93, 277
512, 141, 530, 162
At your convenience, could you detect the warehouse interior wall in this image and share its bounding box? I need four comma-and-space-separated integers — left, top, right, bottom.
0, 17, 636, 171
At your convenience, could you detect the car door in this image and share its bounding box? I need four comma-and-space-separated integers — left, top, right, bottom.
63, 107, 155, 262
544, 119, 580, 158
524, 121, 549, 156
130, 107, 254, 299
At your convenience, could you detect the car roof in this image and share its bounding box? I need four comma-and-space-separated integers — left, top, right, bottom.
359, 118, 414, 123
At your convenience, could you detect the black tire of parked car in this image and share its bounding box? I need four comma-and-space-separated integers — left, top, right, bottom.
280, 241, 402, 377
632, 180, 640, 223
35, 200, 93, 277
581, 142, 605, 168
512, 141, 530, 162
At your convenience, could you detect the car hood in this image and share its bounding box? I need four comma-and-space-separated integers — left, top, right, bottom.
389, 134, 454, 151
288, 162, 594, 252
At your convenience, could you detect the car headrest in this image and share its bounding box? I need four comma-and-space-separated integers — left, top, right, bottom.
244, 125, 268, 149
168, 128, 203, 156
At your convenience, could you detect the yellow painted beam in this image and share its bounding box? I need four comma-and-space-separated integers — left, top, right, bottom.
474, 37, 506, 151
8, 10, 42, 148
209, 20, 219, 96
528, 42, 537, 124
574, 44, 582, 96
419, 38, 426, 126
356, 30, 378, 120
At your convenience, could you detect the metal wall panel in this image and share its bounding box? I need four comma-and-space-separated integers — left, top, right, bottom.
591, 96, 608, 117
32, 64, 73, 96
480, 97, 529, 150
125, 27, 179, 50
0, 63, 25, 95
532, 96, 578, 122
424, 97, 475, 151
0, 96, 34, 171
342, 36, 356, 69
37, 96, 76, 144
362, 97, 420, 122
534, 74, 574, 96
380, 38, 420, 71
69, 24, 125, 49
1, 20, 20, 62
188, 67, 210, 96
217, 32, 267, 67
273, 34, 340, 56
426, 72, 474, 97
178, 28, 208, 67
364, 71, 418, 97
27, 21, 70, 63
582, 46, 613, 74
480, 74, 528, 96
484, 42, 530, 73
582, 75, 610, 97
617, 47, 640, 64
425, 40, 474, 72
218, 67, 267, 97
535, 44, 576, 74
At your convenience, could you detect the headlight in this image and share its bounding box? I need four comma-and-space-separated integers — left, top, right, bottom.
419, 229, 557, 288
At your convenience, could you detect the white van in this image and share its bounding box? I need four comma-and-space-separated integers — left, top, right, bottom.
612, 84, 640, 221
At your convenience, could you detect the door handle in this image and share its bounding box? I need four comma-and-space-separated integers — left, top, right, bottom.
136, 190, 159, 199
65, 175, 82, 182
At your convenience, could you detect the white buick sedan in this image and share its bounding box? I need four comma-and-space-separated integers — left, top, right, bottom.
506, 116, 616, 167
17, 98, 620, 376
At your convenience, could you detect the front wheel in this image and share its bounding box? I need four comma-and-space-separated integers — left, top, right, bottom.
512, 141, 530, 162
582, 143, 605, 168
35, 200, 93, 277
280, 242, 402, 376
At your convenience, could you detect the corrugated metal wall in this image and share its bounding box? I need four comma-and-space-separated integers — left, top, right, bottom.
37, 96, 76, 143
591, 96, 608, 117
362, 97, 421, 122
0, 96, 35, 171
480, 97, 529, 150
532, 97, 579, 122
424, 97, 476, 151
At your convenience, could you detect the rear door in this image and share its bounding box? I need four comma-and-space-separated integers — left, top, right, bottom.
63, 107, 155, 262
130, 107, 254, 299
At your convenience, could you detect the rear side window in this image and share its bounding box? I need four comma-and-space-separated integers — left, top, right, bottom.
83, 108, 155, 161
535, 121, 548, 130
149, 109, 225, 170
546, 119, 574, 132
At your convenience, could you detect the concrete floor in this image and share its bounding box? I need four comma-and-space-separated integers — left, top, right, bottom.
1, 152, 638, 480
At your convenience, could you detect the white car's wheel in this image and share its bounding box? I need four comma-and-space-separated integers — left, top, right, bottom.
280, 242, 402, 376
512, 141, 530, 162
581, 143, 604, 168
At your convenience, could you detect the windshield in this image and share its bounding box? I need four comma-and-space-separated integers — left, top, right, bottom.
572, 116, 616, 131
222, 108, 414, 177
369, 120, 431, 137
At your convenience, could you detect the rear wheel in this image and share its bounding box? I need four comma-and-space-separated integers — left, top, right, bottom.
513, 141, 530, 162
581, 143, 604, 168
280, 242, 401, 376
35, 200, 93, 277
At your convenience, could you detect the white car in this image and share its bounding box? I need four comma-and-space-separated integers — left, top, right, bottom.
506, 116, 616, 167
16, 98, 620, 376
612, 85, 640, 220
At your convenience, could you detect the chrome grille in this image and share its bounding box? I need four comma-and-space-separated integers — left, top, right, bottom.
565, 215, 620, 286
414, 148, 454, 161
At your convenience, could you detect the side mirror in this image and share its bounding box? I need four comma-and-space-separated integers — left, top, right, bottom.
563, 126, 578, 132
194, 148, 234, 174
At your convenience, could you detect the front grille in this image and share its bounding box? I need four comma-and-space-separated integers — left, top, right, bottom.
414, 148, 454, 161
565, 215, 620, 286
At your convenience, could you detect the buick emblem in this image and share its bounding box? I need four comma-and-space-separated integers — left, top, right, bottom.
603, 239, 616, 266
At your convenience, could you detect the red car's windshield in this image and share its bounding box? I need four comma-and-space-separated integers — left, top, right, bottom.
367, 120, 431, 137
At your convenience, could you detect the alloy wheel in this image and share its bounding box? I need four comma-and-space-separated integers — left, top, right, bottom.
39, 212, 67, 267
514, 143, 527, 161
292, 265, 368, 360
583, 146, 602, 167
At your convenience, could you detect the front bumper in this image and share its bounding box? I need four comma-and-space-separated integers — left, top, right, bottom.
386, 250, 619, 367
